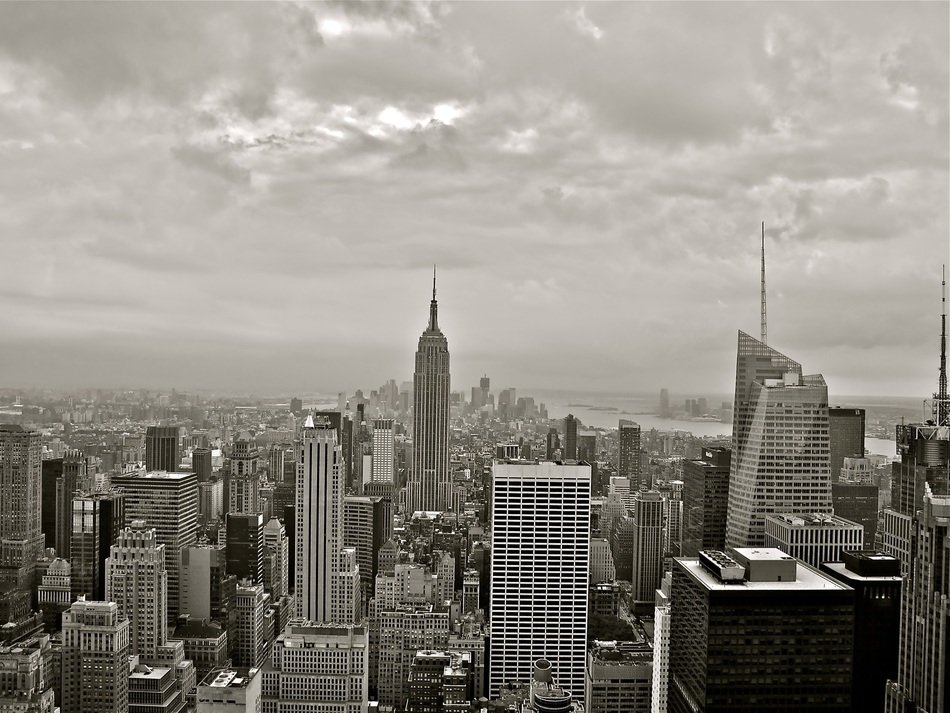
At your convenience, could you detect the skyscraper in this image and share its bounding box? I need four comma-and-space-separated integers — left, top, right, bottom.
489, 461, 590, 698
145, 425, 181, 472
225, 512, 264, 585
61, 599, 130, 713
343, 495, 393, 601
681, 447, 731, 557
70, 490, 125, 600
111, 470, 198, 621
226, 433, 261, 515
192, 447, 213, 483
295, 415, 359, 623
55, 450, 91, 559
0, 424, 44, 589
409, 269, 451, 513
668, 549, 854, 712
563, 414, 578, 460
725, 332, 832, 548
618, 420, 642, 487
659, 389, 670, 418
828, 407, 865, 481
371, 418, 395, 483
631, 491, 664, 602
105, 524, 167, 660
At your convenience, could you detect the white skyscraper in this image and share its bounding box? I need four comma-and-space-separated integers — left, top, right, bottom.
489, 461, 591, 698
371, 418, 395, 483
295, 415, 359, 623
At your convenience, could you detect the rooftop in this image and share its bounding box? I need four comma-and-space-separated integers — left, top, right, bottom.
767, 513, 862, 529
677, 550, 851, 592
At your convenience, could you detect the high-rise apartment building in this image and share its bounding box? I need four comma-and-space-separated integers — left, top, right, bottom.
262, 622, 368, 713
668, 548, 854, 712
563, 414, 578, 460
489, 461, 590, 698
409, 272, 451, 513
371, 419, 395, 483
725, 332, 832, 548
61, 600, 130, 713
618, 420, 642, 488
0, 425, 44, 586
70, 490, 125, 600
225, 512, 264, 585
631, 491, 664, 602
111, 470, 198, 621
145, 425, 181, 472
681, 447, 731, 557
105, 524, 167, 660
828, 408, 865, 482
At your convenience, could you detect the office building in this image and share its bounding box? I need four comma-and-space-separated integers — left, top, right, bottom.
37, 557, 72, 628
111, 470, 198, 621
763, 513, 864, 568
197, 668, 262, 713
0, 425, 44, 585
128, 663, 186, 713
545, 428, 560, 460
198, 479, 224, 525
832, 479, 880, 545
631, 491, 664, 602
172, 618, 229, 684
261, 621, 368, 713
577, 431, 597, 463
105, 524, 167, 660
404, 649, 473, 713
192, 447, 213, 483
40, 458, 62, 550
585, 640, 653, 713
563, 414, 578, 460
489, 461, 590, 698
233, 580, 266, 669
618, 420, 642, 487
146, 425, 181, 472
828, 408, 865, 482
55, 450, 91, 559
886, 484, 950, 713
659, 389, 670, 418
0, 633, 56, 711
226, 512, 264, 585
226, 434, 261, 515
343, 495, 392, 601
726, 332, 832, 548
668, 548, 853, 712
61, 599, 130, 713
409, 272, 452, 513
377, 606, 450, 708
820, 551, 901, 713
262, 517, 288, 599
70, 490, 125, 600
295, 416, 359, 623
181, 543, 234, 624
681, 448, 730, 557
371, 419, 395, 483
610, 515, 635, 582
652, 573, 672, 713
589, 537, 615, 585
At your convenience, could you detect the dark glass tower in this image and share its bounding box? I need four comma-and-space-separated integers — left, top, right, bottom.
408, 269, 451, 513
145, 425, 180, 472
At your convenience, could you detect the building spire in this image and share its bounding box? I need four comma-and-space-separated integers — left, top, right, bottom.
429, 265, 439, 331
935, 264, 948, 426
760, 221, 767, 345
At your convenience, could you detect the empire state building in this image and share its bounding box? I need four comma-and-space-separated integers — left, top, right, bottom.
408, 268, 451, 513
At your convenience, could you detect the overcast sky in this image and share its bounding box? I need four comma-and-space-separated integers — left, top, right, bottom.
0, 2, 947, 398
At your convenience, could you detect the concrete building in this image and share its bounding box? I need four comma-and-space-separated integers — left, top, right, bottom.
0, 634, 56, 713
171, 618, 229, 685
0, 425, 45, 589
196, 668, 262, 713
585, 640, 653, 713
405, 650, 473, 712
631, 491, 664, 602
726, 332, 832, 548
105, 524, 167, 660
128, 663, 186, 713
233, 581, 267, 669
111, 470, 198, 621
226, 434, 261, 515
371, 419, 395, 483
763, 512, 864, 568
262, 518, 288, 599
261, 621, 367, 713
489, 461, 590, 698
180, 542, 234, 624
589, 537, 615, 585
343, 495, 392, 602
377, 606, 450, 709
409, 273, 452, 513
668, 548, 854, 712
61, 600, 130, 713
652, 573, 672, 713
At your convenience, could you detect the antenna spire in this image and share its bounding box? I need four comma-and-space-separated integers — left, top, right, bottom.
428, 265, 439, 331
936, 264, 948, 425
433, 264, 437, 301
760, 221, 767, 345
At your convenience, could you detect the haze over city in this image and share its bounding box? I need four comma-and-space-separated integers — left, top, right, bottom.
1, 2, 947, 395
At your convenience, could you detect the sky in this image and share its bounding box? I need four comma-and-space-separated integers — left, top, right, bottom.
0, 1, 947, 398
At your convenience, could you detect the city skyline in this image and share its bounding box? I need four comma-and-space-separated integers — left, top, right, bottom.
0, 3, 947, 396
